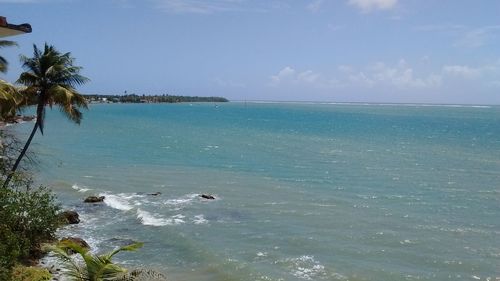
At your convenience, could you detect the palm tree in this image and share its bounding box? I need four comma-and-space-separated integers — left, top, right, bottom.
2, 43, 89, 188
47, 241, 167, 281
48, 241, 142, 281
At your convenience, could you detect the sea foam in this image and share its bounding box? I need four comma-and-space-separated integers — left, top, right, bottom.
136, 209, 185, 226
102, 194, 134, 211
71, 184, 91, 193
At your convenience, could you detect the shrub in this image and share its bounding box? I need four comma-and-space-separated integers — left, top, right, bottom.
11, 265, 52, 281
0, 177, 60, 280
0, 182, 60, 260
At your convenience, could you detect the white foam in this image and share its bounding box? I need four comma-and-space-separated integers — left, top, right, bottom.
136, 209, 186, 226
193, 214, 208, 224
281, 255, 327, 280
164, 193, 199, 207
103, 194, 134, 211
71, 184, 91, 193
171, 214, 185, 224
137, 209, 169, 226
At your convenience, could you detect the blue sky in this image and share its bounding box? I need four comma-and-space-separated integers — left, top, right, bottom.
1, 0, 500, 104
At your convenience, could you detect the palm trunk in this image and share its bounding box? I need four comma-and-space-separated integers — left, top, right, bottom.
2, 100, 43, 188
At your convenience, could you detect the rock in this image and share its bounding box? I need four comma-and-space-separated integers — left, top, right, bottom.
60, 210, 80, 224
84, 195, 105, 203
200, 194, 215, 200
59, 237, 90, 254
21, 115, 35, 121
148, 192, 161, 196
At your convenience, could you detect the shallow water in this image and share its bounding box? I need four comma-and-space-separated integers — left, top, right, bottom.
16, 102, 500, 280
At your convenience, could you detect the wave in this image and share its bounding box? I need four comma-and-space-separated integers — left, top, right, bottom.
193, 214, 208, 224
102, 194, 134, 211
278, 255, 329, 280
71, 184, 92, 193
136, 209, 185, 226
163, 193, 199, 207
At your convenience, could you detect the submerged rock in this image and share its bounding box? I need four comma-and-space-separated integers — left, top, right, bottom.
200, 194, 215, 200
59, 237, 90, 254
60, 210, 80, 224
148, 192, 162, 196
84, 195, 105, 203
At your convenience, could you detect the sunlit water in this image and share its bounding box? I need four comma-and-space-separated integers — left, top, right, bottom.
14, 102, 500, 280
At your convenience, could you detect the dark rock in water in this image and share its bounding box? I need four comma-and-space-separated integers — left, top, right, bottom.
60, 210, 80, 224
21, 115, 35, 122
59, 237, 90, 254
84, 195, 105, 203
200, 194, 215, 200
148, 192, 162, 196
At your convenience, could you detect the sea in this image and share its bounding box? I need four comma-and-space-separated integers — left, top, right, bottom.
13, 102, 500, 281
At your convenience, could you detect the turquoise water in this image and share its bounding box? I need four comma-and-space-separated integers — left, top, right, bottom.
17, 102, 500, 280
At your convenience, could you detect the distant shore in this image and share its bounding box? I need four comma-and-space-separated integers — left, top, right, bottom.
84, 94, 228, 104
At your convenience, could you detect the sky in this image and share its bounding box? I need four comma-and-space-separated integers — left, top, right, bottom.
1, 0, 500, 104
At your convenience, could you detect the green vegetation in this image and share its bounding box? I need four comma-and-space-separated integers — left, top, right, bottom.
3, 43, 89, 188
1, 41, 166, 280
0, 40, 27, 121
0, 123, 56, 281
0, 178, 60, 280
47, 241, 167, 281
11, 265, 52, 281
85, 93, 228, 103
0, 40, 18, 73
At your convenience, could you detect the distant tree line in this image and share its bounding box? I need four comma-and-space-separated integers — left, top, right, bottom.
84, 94, 228, 103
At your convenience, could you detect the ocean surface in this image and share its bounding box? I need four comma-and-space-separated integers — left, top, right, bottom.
15, 102, 500, 280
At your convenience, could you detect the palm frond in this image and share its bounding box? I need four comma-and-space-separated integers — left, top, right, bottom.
0, 40, 17, 73
43, 244, 87, 280
104, 242, 144, 260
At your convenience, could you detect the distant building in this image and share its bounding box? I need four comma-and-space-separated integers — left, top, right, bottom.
0, 16, 32, 38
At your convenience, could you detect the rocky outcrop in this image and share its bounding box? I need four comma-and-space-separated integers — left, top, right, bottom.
59, 237, 90, 254
200, 194, 215, 200
59, 210, 80, 224
84, 195, 105, 203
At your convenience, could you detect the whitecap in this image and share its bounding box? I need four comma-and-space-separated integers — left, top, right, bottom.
137, 209, 169, 226
164, 193, 199, 207
193, 214, 208, 224
136, 209, 185, 226
279, 255, 328, 280
103, 194, 134, 211
71, 184, 91, 193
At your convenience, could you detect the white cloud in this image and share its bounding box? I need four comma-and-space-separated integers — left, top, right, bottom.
357, 61, 441, 88
271, 61, 442, 90
271, 67, 324, 86
307, 0, 324, 13
348, 0, 398, 13
298, 70, 320, 83
443, 65, 481, 79
271, 66, 296, 84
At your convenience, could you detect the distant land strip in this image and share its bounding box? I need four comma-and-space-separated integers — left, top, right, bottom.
84, 94, 228, 103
